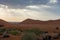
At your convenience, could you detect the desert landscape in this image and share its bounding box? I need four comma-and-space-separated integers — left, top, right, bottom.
0, 19, 60, 40
0, 0, 60, 40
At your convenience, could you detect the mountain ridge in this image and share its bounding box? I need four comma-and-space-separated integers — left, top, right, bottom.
19, 19, 60, 24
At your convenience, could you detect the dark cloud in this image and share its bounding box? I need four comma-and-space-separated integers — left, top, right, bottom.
57, 0, 60, 4
0, 0, 49, 8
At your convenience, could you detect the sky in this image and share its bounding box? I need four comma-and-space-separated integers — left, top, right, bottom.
0, 0, 60, 22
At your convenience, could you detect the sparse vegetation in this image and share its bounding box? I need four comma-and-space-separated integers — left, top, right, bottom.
1, 18, 60, 40
44, 31, 48, 33
0, 28, 6, 35
52, 33, 60, 39
8, 29, 20, 35
56, 27, 59, 30
6, 28, 21, 35
0, 28, 22, 36
58, 33, 60, 36
3, 34, 10, 38
0, 25, 4, 27
43, 35, 52, 40
24, 28, 45, 35
22, 33, 37, 40
0, 27, 60, 40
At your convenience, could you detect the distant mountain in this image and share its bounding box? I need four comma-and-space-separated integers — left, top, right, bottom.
19, 19, 43, 24
0, 19, 13, 28
0, 19, 8, 24
19, 19, 60, 25
0, 19, 60, 32
0, 19, 60, 30
14, 19, 60, 32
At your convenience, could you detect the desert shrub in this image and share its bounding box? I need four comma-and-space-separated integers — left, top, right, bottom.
0, 25, 4, 27
52, 34, 59, 39
43, 35, 51, 40
7, 28, 16, 31
53, 36, 59, 39
56, 27, 59, 30
22, 33, 37, 40
8, 30, 20, 35
18, 29, 23, 32
7, 28, 20, 35
3, 34, 10, 38
58, 33, 60, 36
44, 31, 48, 33
24, 29, 45, 35
0, 28, 6, 35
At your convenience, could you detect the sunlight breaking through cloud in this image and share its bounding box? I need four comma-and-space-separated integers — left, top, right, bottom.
0, 4, 60, 22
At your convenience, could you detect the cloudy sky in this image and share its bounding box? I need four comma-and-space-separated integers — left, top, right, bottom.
0, 0, 60, 22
